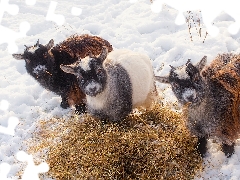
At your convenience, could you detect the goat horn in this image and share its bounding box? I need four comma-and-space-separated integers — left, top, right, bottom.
46, 39, 54, 50
24, 45, 29, 50
88, 51, 94, 58
169, 65, 176, 70
186, 59, 191, 65
99, 46, 108, 62
35, 39, 40, 47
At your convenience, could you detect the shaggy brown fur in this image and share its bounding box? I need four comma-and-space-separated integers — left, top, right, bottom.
52, 34, 113, 61
202, 54, 240, 143
67, 84, 86, 107
156, 53, 240, 157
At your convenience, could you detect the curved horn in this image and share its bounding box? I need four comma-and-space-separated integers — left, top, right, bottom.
169, 65, 176, 70
24, 45, 29, 50
35, 39, 40, 47
46, 39, 54, 50
186, 59, 191, 65
98, 46, 108, 62
88, 51, 94, 58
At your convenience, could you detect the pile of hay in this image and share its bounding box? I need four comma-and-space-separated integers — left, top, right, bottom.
28, 102, 202, 180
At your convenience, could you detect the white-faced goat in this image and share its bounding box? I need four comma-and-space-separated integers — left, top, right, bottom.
61, 47, 157, 122
12, 35, 113, 114
156, 54, 240, 158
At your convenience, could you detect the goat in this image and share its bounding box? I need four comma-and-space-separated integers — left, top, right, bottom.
155, 54, 240, 158
60, 46, 157, 122
12, 35, 113, 113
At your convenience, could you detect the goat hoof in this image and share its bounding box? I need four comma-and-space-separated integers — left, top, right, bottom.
221, 143, 235, 158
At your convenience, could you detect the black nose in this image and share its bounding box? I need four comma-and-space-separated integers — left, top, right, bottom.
187, 95, 195, 102
89, 87, 97, 93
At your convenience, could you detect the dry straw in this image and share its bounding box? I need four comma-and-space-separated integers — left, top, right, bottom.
28, 102, 202, 180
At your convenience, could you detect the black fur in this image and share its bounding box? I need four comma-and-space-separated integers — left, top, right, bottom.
13, 35, 113, 113
12, 41, 86, 113
90, 63, 132, 121
197, 136, 207, 158
221, 143, 235, 158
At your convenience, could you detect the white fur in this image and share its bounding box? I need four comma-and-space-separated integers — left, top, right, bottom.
182, 89, 196, 101
33, 65, 47, 75
86, 82, 109, 110
84, 49, 156, 121
174, 66, 189, 79
85, 81, 101, 93
79, 57, 91, 71
105, 49, 155, 107
28, 46, 38, 53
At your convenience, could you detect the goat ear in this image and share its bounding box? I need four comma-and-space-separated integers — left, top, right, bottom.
98, 46, 108, 63
197, 56, 207, 71
46, 39, 54, 50
60, 64, 78, 76
12, 54, 24, 60
155, 76, 170, 83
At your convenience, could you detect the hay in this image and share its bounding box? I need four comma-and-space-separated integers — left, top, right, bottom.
28, 102, 202, 180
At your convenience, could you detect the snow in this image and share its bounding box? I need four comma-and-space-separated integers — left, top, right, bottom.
1, 0, 240, 179
33, 65, 47, 75
85, 81, 101, 95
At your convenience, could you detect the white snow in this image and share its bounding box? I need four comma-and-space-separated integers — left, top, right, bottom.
1, 0, 240, 179
33, 65, 47, 75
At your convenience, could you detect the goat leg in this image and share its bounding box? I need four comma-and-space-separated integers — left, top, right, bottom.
197, 136, 208, 158
221, 143, 235, 158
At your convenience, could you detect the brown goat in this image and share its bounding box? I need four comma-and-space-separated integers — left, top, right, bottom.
201, 54, 240, 144
155, 54, 240, 157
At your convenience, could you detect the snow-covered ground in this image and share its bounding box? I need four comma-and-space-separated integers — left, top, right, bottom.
1, 0, 240, 179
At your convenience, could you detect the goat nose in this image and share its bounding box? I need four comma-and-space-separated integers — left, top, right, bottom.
188, 95, 194, 102
90, 86, 96, 92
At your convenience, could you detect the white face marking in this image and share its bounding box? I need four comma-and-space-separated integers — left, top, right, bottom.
28, 46, 39, 53
79, 57, 91, 71
174, 65, 189, 79
182, 89, 196, 102
85, 82, 101, 95
33, 65, 47, 75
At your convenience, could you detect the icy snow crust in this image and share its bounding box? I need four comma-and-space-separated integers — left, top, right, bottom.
1, 0, 240, 179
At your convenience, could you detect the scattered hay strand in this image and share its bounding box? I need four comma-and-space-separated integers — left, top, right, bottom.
28, 102, 202, 180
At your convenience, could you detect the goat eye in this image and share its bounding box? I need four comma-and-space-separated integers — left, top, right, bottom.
96, 68, 103, 74
193, 75, 200, 82
42, 52, 48, 59
78, 75, 83, 79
